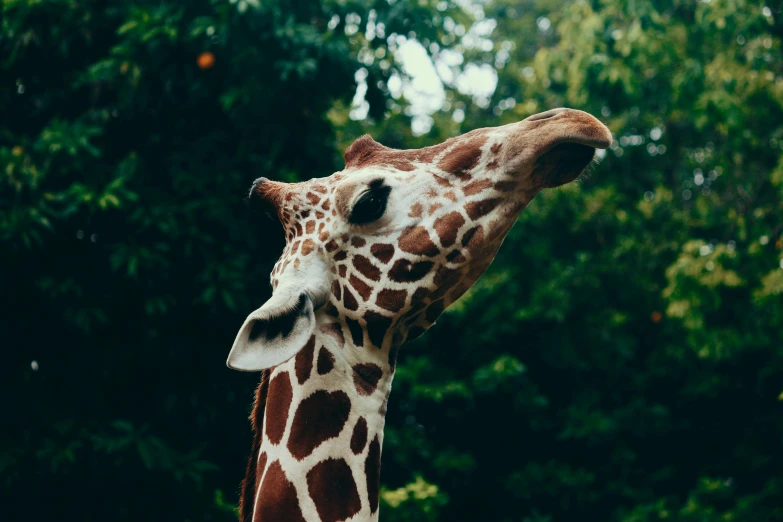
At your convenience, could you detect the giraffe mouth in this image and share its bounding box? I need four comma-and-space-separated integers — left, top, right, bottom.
533, 142, 596, 188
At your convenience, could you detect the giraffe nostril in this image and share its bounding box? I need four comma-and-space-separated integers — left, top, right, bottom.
526, 108, 568, 122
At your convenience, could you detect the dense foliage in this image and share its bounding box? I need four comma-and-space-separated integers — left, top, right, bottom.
2, 0, 782, 521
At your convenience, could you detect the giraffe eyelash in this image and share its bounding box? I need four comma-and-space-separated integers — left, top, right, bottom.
349, 182, 391, 225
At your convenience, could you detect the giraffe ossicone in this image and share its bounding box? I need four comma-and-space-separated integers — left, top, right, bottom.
227, 108, 611, 522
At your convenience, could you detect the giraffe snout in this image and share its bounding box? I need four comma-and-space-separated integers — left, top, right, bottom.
504, 108, 612, 188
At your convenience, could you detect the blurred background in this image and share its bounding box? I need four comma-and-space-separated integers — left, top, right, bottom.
2, 0, 783, 521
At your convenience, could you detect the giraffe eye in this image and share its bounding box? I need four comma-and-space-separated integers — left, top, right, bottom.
350, 185, 391, 225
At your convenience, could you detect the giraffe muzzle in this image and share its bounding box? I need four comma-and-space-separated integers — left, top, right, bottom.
520, 108, 612, 188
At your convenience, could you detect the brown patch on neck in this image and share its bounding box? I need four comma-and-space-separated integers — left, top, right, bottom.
307, 459, 362, 522
294, 335, 316, 385
350, 417, 368, 454
265, 372, 294, 445
287, 390, 351, 460
317, 346, 335, 375
352, 363, 383, 395
365, 436, 382, 513
255, 460, 306, 522
364, 311, 392, 349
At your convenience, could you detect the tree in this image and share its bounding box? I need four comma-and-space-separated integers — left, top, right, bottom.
362, 1, 783, 521
0, 1, 469, 520
2, 0, 782, 521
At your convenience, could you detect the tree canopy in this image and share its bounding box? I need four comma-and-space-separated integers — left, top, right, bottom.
2, 0, 782, 521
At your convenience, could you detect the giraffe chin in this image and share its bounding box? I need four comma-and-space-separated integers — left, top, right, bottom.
227, 292, 316, 372
534, 142, 597, 189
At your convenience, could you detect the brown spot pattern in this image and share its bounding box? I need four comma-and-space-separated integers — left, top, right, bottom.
447, 249, 467, 263
364, 311, 391, 349
346, 317, 364, 347
349, 274, 372, 301
465, 198, 501, 220
463, 225, 485, 252
351, 418, 368, 454
409, 202, 423, 218
376, 288, 408, 313
301, 239, 315, 256
255, 451, 268, 495
351, 236, 366, 248
317, 347, 335, 375
353, 363, 383, 396
343, 286, 358, 311
255, 460, 306, 522
353, 255, 382, 281
437, 135, 486, 177
265, 372, 293, 445
463, 179, 493, 196
294, 336, 316, 385
434, 211, 465, 247
366, 437, 382, 513
388, 259, 434, 283
398, 226, 439, 257
288, 390, 351, 460
307, 459, 362, 522
254, 460, 304, 522
370, 243, 395, 264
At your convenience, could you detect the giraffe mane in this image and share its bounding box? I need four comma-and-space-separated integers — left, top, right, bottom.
239, 369, 270, 522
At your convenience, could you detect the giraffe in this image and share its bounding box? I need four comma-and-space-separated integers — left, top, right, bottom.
227, 108, 612, 522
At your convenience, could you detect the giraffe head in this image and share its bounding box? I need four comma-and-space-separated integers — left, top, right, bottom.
228, 108, 611, 371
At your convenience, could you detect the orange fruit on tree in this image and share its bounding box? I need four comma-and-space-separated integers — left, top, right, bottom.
197, 52, 215, 70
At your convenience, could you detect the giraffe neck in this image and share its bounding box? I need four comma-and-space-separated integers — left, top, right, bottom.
245, 319, 394, 522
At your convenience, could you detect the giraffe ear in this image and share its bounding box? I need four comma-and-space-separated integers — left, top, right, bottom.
227, 292, 316, 371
